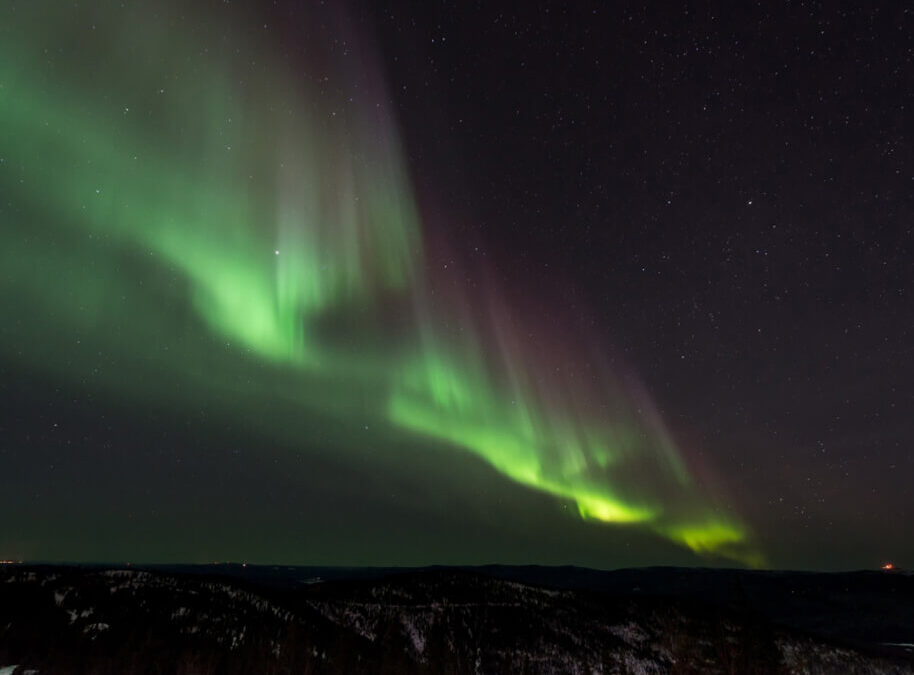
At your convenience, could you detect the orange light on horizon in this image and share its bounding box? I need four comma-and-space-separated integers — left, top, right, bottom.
882, 563, 894, 570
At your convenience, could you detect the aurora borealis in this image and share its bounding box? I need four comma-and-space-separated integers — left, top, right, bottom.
2, 1, 911, 570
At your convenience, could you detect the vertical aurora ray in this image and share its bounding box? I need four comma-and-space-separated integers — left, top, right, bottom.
0, 1, 761, 565
388, 289, 761, 565
0, 0, 421, 368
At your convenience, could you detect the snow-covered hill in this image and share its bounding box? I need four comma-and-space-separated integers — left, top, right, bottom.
1, 565, 911, 674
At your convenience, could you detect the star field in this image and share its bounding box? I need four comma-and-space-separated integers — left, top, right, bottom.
0, 0, 911, 570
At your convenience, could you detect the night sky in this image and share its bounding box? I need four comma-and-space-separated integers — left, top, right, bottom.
1, 1, 911, 571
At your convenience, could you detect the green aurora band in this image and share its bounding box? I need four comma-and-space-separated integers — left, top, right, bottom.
0, 1, 761, 566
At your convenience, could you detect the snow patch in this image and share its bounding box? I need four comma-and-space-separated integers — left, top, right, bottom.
609, 621, 649, 646
83, 623, 110, 636
401, 616, 426, 655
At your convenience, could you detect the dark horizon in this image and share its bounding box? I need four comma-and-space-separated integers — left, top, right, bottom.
2, 560, 906, 576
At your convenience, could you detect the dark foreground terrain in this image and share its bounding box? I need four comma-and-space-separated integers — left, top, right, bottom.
1, 563, 912, 674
